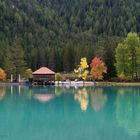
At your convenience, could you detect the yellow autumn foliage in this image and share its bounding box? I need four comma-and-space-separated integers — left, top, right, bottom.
74, 57, 89, 80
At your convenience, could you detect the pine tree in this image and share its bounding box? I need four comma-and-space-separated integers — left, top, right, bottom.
4, 47, 16, 78
63, 44, 75, 72
48, 48, 56, 71
4, 39, 27, 79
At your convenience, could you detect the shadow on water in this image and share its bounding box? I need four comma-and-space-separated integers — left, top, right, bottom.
0, 85, 140, 140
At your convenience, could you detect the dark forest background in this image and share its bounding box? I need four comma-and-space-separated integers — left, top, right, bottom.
0, 0, 140, 79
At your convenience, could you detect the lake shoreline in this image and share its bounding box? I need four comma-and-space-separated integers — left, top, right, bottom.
1, 81, 140, 86
95, 82, 140, 86
56, 81, 140, 87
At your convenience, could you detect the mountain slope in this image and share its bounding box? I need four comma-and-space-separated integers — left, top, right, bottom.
0, 0, 140, 73
0, 0, 140, 42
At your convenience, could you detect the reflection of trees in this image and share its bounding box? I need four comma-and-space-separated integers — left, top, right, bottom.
22, 87, 32, 99
55, 86, 76, 96
0, 86, 6, 101
91, 88, 107, 112
74, 88, 89, 112
116, 87, 140, 136
55, 87, 63, 96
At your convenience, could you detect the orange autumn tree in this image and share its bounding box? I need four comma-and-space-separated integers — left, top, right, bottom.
0, 68, 6, 81
90, 57, 107, 80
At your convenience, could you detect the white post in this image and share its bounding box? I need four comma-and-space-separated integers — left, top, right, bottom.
11, 74, 13, 83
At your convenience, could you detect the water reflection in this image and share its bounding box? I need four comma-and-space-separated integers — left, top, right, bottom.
0, 86, 6, 101
30, 86, 55, 103
74, 88, 89, 111
116, 87, 140, 136
1, 85, 140, 140
55, 86, 64, 96
9, 85, 32, 99
91, 87, 107, 112
33, 94, 54, 103
0, 85, 56, 103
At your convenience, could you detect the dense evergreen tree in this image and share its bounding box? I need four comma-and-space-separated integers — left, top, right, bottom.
96, 37, 121, 79
63, 44, 75, 72
4, 47, 16, 78
4, 39, 27, 79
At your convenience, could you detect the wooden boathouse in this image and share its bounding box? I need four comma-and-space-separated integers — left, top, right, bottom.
32, 67, 55, 85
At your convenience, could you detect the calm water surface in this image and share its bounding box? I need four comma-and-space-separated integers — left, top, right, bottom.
0, 85, 140, 140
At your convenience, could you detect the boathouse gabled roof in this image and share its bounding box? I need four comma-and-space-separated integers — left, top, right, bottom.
33, 67, 55, 75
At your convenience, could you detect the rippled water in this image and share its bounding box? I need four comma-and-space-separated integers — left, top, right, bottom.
0, 85, 140, 140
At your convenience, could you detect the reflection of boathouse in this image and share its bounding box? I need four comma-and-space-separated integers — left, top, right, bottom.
32, 67, 55, 85
31, 86, 55, 103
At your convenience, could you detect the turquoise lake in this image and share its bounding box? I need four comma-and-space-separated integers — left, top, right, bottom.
0, 85, 140, 140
